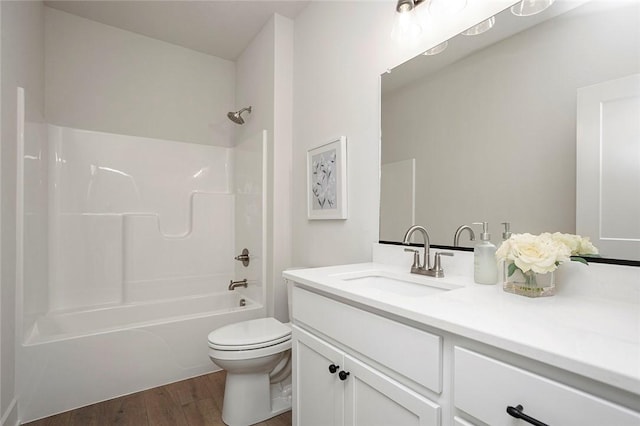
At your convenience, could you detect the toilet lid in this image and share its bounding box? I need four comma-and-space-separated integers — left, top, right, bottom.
208, 317, 291, 350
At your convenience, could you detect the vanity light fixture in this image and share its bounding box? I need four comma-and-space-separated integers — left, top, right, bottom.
423, 40, 448, 55
393, 0, 468, 43
461, 16, 495, 36
391, 0, 423, 42
511, 0, 555, 17
396, 0, 422, 13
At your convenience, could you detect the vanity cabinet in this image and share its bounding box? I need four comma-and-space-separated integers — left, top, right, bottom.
291, 286, 442, 426
290, 282, 640, 426
454, 347, 640, 426
293, 325, 440, 426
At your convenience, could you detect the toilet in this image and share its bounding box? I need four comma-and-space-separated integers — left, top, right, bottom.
207, 280, 295, 425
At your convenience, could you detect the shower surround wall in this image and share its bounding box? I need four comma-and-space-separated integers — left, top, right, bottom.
18, 124, 267, 422
48, 125, 236, 312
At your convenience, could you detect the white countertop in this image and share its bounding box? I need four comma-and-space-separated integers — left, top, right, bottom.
283, 260, 640, 397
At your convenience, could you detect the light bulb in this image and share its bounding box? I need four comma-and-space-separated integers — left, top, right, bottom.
462, 16, 495, 36
391, 7, 422, 43
511, 0, 555, 17
423, 41, 448, 55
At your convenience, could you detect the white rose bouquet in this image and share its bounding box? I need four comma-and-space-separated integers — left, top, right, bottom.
496, 232, 599, 277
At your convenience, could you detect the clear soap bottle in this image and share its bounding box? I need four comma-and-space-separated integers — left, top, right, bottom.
472, 222, 498, 285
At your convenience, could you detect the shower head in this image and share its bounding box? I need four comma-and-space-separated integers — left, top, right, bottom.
227, 106, 252, 125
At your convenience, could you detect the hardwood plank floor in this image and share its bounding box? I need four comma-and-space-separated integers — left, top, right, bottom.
23, 371, 292, 426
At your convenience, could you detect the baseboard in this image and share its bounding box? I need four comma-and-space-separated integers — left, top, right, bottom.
0, 398, 18, 426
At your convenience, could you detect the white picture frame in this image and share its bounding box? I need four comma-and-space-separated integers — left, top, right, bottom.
307, 136, 348, 220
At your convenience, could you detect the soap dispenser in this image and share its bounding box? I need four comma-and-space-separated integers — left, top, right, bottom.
501, 222, 512, 241
472, 222, 498, 285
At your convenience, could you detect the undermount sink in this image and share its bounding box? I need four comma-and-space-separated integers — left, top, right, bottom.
332, 271, 461, 299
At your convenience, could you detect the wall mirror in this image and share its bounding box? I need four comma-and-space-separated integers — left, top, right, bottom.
380, 0, 640, 263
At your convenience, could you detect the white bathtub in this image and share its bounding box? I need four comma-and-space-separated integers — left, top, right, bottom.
25, 291, 258, 344
18, 291, 265, 423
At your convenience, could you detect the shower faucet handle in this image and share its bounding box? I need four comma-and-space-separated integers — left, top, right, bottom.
234, 248, 250, 267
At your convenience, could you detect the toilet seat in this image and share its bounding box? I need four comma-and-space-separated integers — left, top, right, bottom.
208, 317, 291, 351
209, 334, 291, 351
209, 338, 291, 361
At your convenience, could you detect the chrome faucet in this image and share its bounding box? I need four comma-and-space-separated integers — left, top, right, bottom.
402, 225, 454, 277
402, 225, 432, 271
228, 279, 248, 291
453, 225, 476, 247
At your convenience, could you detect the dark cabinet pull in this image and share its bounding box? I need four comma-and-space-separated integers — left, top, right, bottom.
338, 371, 350, 381
506, 404, 549, 426
328, 364, 339, 374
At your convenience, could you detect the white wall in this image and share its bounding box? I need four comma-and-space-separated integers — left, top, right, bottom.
292, 0, 516, 267
271, 15, 294, 321
235, 15, 276, 319
235, 14, 293, 322
44, 7, 236, 147
1, 1, 45, 425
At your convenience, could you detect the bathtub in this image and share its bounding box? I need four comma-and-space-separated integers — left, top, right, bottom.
18, 291, 265, 423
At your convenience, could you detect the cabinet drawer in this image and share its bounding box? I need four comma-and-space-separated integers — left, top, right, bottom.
454, 347, 640, 425
293, 286, 442, 393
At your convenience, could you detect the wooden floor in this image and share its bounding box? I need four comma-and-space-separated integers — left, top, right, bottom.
23, 371, 292, 426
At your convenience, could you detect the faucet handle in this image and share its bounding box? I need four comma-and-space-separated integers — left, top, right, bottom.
404, 248, 420, 269
432, 252, 454, 275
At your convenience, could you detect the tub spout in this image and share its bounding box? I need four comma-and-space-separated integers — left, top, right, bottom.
228, 279, 248, 291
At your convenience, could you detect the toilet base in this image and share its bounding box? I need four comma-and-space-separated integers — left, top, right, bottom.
221, 373, 292, 426
269, 380, 293, 417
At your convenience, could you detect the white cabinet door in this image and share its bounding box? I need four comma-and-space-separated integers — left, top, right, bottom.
293, 325, 344, 426
344, 354, 441, 426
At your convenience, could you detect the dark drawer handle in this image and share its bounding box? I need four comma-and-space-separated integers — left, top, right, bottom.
506, 404, 549, 426
328, 364, 339, 374
338, 371, 350, 381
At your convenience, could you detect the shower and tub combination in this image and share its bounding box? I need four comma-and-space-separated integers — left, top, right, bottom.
17, 92, 267, 422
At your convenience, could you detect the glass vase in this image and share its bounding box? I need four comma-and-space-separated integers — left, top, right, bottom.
503, 261, 556, 298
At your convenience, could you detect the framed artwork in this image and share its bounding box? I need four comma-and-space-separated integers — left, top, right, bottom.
307, 136, 347, 220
